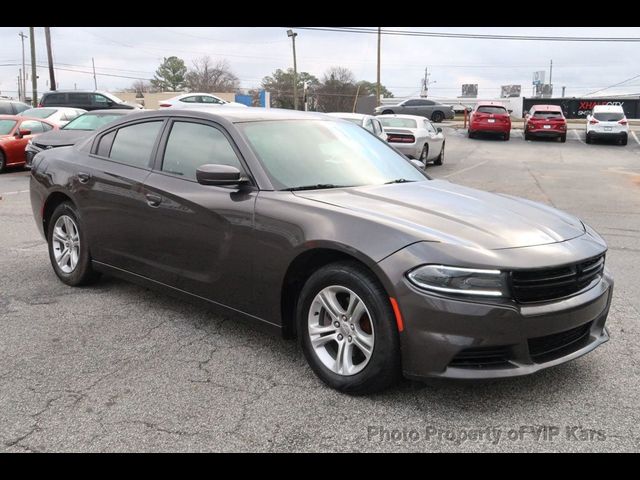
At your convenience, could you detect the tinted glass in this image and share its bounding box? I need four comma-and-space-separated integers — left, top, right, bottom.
20, 108, 56, 119
43, 93, 66, 105
69, 93, 91, 104
372, 120, 382, 135
93, 94, 110, 106
180, 96, 198, 103
477, 106, 507, 114
378, 117, 417, 129
0, 103, 13, 115
20, 120, 45, 133
0, 119, 16, 135
97, 130, 116, 157
239, 120, 426, 190
532, 110, 563, 119
109, 121, 162, 168
363, 118, 374, 132
13, 102, 29, 113
593, 112, 624, 122
424, 121, 437, 134
201, 96, 223, 104
42, 122, 54, 132
162, 122, 242, 180
63, 113, 125, 131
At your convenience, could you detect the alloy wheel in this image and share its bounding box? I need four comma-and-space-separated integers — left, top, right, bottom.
52, 215, 80, 274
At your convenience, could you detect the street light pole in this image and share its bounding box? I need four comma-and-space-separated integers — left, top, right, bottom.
44, 27, 56, 91
29, 27, 37, 107
18, 31, 28, 103
376, 27, 381, 106
287, 29, 298, 110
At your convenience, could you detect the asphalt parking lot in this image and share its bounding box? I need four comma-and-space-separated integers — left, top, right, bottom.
1, 128, 639, 452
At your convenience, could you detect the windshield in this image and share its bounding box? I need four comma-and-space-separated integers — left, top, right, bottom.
593, 112, 624, 122
0, 119, 17, 135
63, 113, 124, 131
20, 108, 55, 119
533, 110, 563, 119
378, 117, 417, 129
238, 119, 427, 190
477, 106, 507, 114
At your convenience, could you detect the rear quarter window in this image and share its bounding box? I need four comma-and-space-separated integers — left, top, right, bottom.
43, 93, 66, 105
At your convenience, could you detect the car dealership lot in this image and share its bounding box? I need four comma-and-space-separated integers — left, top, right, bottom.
1, 130, 639, 452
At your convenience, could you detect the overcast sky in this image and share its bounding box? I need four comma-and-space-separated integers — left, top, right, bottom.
2, 27, 640, 100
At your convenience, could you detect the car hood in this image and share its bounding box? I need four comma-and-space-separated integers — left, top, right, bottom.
31, 130, 91, 147
294, 180, 585, 250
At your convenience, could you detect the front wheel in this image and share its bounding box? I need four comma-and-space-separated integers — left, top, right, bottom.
431, 111, 444, 123
297, 261, 401, 394
0, 150, 6, 173
419, 143, 429, 166
434, 142, 445, 165
47, 202, 100, 286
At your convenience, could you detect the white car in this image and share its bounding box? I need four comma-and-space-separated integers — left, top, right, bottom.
18, 107, 86, 127
158, 93, 247, 109
326, 113, 387, 141
377, 114, 445, 166
586, 105, 629, 145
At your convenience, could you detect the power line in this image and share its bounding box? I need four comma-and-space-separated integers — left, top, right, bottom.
294, 27, 640, 42
583, 73, 640, 96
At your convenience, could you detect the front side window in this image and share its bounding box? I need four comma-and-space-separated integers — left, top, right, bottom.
109, 121, 163, 168
93, 94, 110, 106
238, 119, 426, 190
201, 95, 224, 104
363, 118, 374, 133
69, 93, 91, 104
424, 120, 437, 134
161, 121, 242, 180
20, 120, 45, 134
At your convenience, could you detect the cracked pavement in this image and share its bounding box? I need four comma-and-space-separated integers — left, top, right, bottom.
1, 130, 639, 452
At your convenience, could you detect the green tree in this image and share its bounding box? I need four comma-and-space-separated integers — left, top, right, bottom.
356, 80, 394, 99
261, 68, 320, 109
151, 56, 187, 92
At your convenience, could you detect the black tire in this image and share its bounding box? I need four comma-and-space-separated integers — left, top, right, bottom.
434, 142, 444, 165
559, 134, 567, 143
468, 129, 475, 139
620, 134, 628, 146
504, 132, 510, 141
382, 109, 394, 115
47, 201, 100, 286
297, 261, 401, 395
419, 143, 429, 166
586, 132, 592, 144
431, 111, 444, 123
0, 150, 6, 173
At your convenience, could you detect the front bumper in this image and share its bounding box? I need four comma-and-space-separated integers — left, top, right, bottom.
24, 144, 43, 169
378, 237, 612, 380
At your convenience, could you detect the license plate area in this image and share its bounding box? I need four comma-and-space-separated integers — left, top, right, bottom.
604, 127, 612, 132
543, 125, 551, 129
488, 119, 495, 123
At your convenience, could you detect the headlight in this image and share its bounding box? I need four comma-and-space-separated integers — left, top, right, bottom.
407, 265, 508, 297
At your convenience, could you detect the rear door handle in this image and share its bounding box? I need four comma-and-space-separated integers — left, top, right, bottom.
77, 172, 91, 183
145, 193, 162, 207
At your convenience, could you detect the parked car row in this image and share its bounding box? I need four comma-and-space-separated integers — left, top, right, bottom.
373, 98, 455, 123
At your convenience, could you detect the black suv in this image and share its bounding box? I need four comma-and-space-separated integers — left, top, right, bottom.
0, 99, 31, 115
39, 91, 141, 111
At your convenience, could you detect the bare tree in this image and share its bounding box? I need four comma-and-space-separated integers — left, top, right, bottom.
185, 57, 240, 93
315, 66, 358, 112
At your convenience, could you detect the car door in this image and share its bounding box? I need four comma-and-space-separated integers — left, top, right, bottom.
138, 118, 258, 313
76, 119, 165, 271
423, 120, 444, 159
68, 93, 92, 110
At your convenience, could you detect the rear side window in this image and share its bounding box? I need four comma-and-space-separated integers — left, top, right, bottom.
96, 130, 116, 157
109, 121, 163, 168
68, 93, 91, 105
477, 106, 507, 114
161, 121, 242, 180
0, 102, 12, 114
179, 96, 199, 103
593, 112, 624, 122
43, 93, 66, 105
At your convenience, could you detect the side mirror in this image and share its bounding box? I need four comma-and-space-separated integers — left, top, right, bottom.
436, 127, 443, 133
410, 159, 425, 169
196, 164, 247, 186
508, 109, 513, 114
16, 129, 31, 137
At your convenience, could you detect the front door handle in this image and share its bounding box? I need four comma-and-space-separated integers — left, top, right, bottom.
77, 172, 91, 184
145, 193, 162, 207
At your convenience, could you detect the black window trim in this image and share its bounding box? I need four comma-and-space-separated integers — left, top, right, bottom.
152, 117, 257, 187
89, 117, 168, 171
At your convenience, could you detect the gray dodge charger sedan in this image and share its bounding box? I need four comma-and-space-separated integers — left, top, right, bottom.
29, 107, 613, 394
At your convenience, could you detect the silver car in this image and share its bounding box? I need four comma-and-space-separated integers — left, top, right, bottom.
326, 113, 387, 141
378, 114, 445, 166
374, 98, 455, 123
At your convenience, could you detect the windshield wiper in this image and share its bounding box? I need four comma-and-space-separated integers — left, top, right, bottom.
385, 178, 416, 184
283, 184, 350, 192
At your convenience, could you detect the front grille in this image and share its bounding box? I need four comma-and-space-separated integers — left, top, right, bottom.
528, 322, 593, 363
449, 346, 513, 369
510, 254, 604, 303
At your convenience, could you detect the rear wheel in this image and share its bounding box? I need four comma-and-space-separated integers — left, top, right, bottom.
297, 261, 401, 394
560, 134, 567, 143
47, 202, 100, 286
431, 111, 444, 123
0, 150, 6, 173
620, 134, 628, 146
503, 132, 510, 141
468, 129, 475, 139
434, 142, 445, 165
419, 144, 429, 165
586, 131, 592, 144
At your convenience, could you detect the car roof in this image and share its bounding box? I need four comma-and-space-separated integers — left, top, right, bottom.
42, 89, 107, 94
592, 105, 624, 112
157, 106, 336, 123
326, 112, 370, 120
0, 114, 55, 123
0, 114, 20, 120
376, 114, 425, 121
531, 104, 563, 111
82, 109, 137, 115
476, 101, 506, 107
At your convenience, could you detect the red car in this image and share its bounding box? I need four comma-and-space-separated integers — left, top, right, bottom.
524, 105, 567, 142
468, 102, 512, 140
0, 115, 57, 172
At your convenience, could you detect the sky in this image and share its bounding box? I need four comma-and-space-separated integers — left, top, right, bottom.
1, 26, 640, 100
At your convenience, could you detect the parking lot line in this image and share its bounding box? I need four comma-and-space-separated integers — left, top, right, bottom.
443, 159, 489, 178
632, 131, 640, 146
573, 130, 585, 144
0, 189, 29, 196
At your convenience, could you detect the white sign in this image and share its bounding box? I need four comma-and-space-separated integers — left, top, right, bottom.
532, 71, 545, 86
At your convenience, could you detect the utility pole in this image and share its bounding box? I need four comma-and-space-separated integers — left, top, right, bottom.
376, 27, 381, 106
303, 81, 309, 111
17, 71, 22, 101
29, 27, 37, 107
287, 30, 298, 110
549, 59, 553, 86
44, 27, 56, 91
92, 58, 98, 90
562, 86, 566, 98
18, 31, 28, 103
